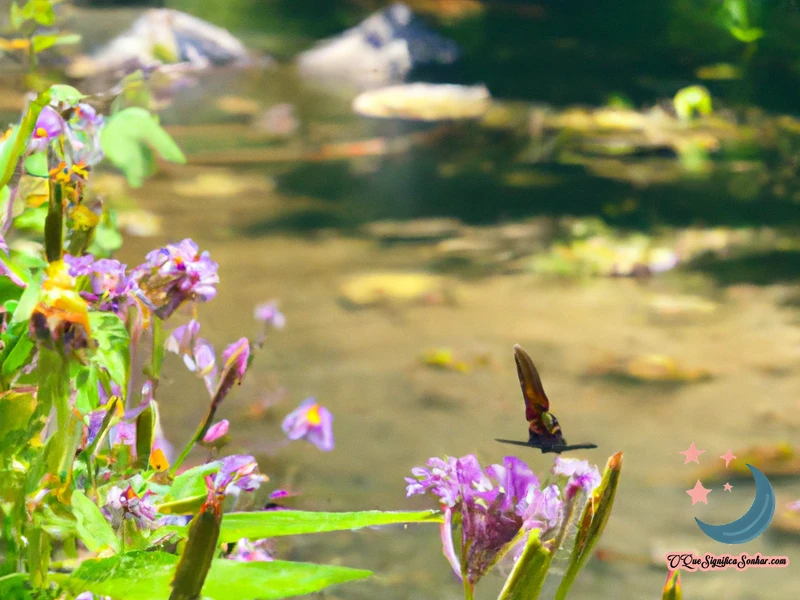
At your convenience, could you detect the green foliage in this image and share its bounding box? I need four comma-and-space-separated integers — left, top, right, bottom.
101, 108, 186, 188
87, 312, 131, 397
71, 491, 120, 553
56, 551, 372, 600
673, 85, 713, 121
663, 570, 683, 600
496, 531, 553, 600
161, 509, 442, 543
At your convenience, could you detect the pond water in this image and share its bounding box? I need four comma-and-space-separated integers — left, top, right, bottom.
6, 1, 800, 598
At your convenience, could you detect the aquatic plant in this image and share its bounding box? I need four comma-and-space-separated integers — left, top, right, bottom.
406, 452, 623, 600
0, 82, 440, 600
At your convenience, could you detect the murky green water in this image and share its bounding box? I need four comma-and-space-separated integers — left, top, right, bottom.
7, 1, 800, 597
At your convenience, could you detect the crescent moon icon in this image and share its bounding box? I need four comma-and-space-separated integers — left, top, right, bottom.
694, 464, 776, 544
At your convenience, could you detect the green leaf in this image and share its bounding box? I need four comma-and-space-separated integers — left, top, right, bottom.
25, 0, 55, 26
23, 152, 47, 177
0, 572, 31, 600
47, 84, 84, 105
73, 364, 101, 414
161, 510, 441, 544
555, 452, 623, 600
0, 331, 34, 379
71, 490, 120, 553
88, 312, 131, 394
1, 90, 51, 189
13, 205, 47, 232
0, 275, 25, 305
11, 279, 39, 323
162, 462, 222, 503
101, 108, 186, 188
31, 33, 81, 53
87, 211, 123, 256
730, 26, 764, 43
54, 551, 372, 600
663, 570, 683, 600
497, 530, 553, 600
9, 3, 25, 30
0, 389, 37, 450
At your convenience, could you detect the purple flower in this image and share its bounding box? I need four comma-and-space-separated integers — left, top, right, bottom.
787, 500, 800, 511
76, 594, 111, 600
28, 106, 65, 153
203, 419, 229, 444
254, 301, 285, 330
131, 239, 219, 320
110, 422, 136, 447
229, 538, 276, 562
210, 338, 250, 402
103, 485, 158, 530
64, 254, 133, 313
282, 398, 334, 452
552, 458, 601, 501
406, 454, 564, 586
214, 454, 268, 495
165, 320, 219, 394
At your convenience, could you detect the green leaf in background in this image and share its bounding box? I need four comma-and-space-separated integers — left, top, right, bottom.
55, 551, 372, 600
9, 3, 25, 30
23, 152, 47, 177
100, 107, 186, 188
88, 312, 131, 394
23, 0, 56, 27
87, 209, 123, 257
31, 33, 81, 54
0, 389, 37, 455
496, 530, 553, 600
0, 275, 25, 305
162, 510, 441, 544
47, 84, 84, 106
71, 490, 120, 553
13, 205, 47, 233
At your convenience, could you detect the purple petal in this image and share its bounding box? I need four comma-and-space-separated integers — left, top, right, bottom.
203, 420, 229, 443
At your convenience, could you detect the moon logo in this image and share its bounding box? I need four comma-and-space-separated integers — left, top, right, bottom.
695, 464, 776, 544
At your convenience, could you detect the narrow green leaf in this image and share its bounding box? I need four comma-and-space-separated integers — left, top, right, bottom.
54, 551, 372, 600
497, 530, 553, 600
555, 452, 623, 600
136, 400, 157, 468
161, 510, 442, 544
32, 33, 81, 53
72, 490, 120, 553
1, 90, 51, 189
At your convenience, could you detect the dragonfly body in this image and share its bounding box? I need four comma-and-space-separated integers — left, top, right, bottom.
496, 344, 597, 454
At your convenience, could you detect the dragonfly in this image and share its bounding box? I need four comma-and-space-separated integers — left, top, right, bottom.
496, 344, 597, 454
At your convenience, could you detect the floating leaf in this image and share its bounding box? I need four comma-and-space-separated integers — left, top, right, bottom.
55, 550, 372, 600
161, 509, 441, 544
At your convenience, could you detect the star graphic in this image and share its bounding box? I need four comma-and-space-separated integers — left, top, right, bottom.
687, 480, 712, 505
680, 442, 705, 464
720, 449, 737, 468
723, 482, 733, 492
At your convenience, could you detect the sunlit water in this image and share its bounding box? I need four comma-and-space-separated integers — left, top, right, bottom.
4, 3, 800, 598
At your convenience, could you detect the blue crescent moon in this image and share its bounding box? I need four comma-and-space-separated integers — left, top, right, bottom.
695, 464, 776, 544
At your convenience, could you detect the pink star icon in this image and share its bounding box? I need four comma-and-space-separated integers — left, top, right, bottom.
720, 449, 737, 468
687, 480, 712, 505
680, 442, 705, 464
723, 482, 733, 492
